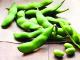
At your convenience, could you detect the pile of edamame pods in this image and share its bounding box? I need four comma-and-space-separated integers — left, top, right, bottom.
1, 0, 80, 54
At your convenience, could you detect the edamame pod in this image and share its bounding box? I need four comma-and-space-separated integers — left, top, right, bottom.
1, 3, 17, 28
38, 0, 53, 8
29, 18, 38, 25
13, 29, 64, 40
17, 0, 53, 10
25, 0, 66, 17
72, 34, 80, 44
59, 21, 73, 35
59, 21, 80, 48
36, 10, 67, 36
25, 9, 68, 17
46, 16, 71, 25
17, 10, 40, 30
17, 26, 53, 53
13, 29, 43, 39
17, 2, 39, 10
41, 0, 65, 15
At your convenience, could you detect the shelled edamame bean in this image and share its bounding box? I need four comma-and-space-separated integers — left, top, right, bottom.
65, 48, 76, 55
64, 43, 74, 48
53, 49, 64, 57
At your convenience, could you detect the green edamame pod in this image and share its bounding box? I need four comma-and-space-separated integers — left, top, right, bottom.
17, 0, 53, 10
52, 9, 69, 14
72, 34, 80, 44
1, 3, 17, 28
38, 0, 53, 8
46, 16, 71, 25
36, 10, 52, 28
59, 21, 73, 35
65, 48, 76, 55
17, 10, 40, 30
17, 26, 53, 53
13, 28, 64, 40
29, 18, 38, 25
13, 28, 43, 39
53, 49, 64, 57
41, 0, 65, 15
25, 9, 68, 17
59, 21, 80, 48
17, 2, 39, 10
36, 10, 67, 36
25, 0, 66, 17
64, 43, 74, 48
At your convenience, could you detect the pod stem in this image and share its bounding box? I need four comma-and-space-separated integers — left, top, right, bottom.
62, 0, 65, 3
53, 24, 58, 36
6, 8, 9, 10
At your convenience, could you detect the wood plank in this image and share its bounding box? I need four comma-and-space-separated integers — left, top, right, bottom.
0, 42, 48, 60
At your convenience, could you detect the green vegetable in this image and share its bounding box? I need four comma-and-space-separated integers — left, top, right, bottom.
53, 49, 64, 57
29, 18, 38, 25
17, 0, 53, 10
13, 28, 64, 40
65, 48, 76, 55
17, 2, 39, 10
59, 21, 80, 48
25, 9, 68, 17
17, 26, 53, 53
17, 10, 40, 31
25, 0, 66, 17
36, 9, 67, 36
13, 28, 43, 39
46, 16, 71, 25
1, 3, 17, 28
64, 43, 74, 48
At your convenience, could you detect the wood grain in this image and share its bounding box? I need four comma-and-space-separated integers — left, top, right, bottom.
0, 42, 80, 60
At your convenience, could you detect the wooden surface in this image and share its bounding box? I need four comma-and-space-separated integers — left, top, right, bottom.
0, 42, 80, 60
0, 0, 80, 60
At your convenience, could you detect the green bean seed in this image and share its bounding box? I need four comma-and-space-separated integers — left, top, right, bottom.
64, 43, 74, 48
53, 49, 64, 57
65, 48, 76, 55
